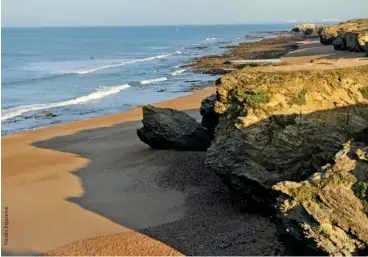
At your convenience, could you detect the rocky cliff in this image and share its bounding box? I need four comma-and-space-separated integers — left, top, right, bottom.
273, 138, 368, 256
320, 19, 368, 52
206, 65, 368, 212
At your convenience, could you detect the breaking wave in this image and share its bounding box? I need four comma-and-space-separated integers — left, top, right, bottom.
1, 84, 131, 120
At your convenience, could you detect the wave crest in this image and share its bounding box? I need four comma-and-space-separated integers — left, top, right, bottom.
140, 77, 168, 85
74, 53, 174, 75
170, 69, 187, 76
1, 84, 131, 120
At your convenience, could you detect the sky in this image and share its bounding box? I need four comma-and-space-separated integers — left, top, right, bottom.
2, 0, 368, 27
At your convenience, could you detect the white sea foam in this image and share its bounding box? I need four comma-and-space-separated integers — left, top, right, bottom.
140, 77, 168, 85
206, 37, 217, 41
73, 53, 172, 75
170, 69, 187, 76
1, 84, 131, 120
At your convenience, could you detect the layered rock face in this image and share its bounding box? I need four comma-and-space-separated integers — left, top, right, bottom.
206, 66, 368, 209
137, 105, 212, 151
273, 138, 368, 256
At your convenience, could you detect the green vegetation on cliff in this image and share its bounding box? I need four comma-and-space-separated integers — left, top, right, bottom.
207, 64, 368, 255
359, 86, 368, 99
291, 88, 307, 106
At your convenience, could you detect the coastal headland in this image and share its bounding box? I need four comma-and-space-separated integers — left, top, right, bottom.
2, 20, 368, 256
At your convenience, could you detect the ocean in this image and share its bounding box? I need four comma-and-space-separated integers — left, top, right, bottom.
1, 24, 291, 135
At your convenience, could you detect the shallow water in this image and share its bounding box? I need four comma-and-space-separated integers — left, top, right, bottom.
2, 24, 291, 135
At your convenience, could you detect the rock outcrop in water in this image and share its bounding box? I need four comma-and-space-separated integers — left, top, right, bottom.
205, 65, 368, 210
137, 105, 212, 151
273, 138, 368, 256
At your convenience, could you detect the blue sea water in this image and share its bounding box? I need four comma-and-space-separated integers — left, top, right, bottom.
1, 24, 291, 135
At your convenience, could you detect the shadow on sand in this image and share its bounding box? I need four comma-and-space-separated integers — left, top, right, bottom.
30, 105, 367, 256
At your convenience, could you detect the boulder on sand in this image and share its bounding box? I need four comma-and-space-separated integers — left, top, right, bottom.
137, 105, 211, 151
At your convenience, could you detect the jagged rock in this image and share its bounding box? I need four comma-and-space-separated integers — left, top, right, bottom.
137, 105, 211, 151
200, 94, 219, 138
206, 65, 368, 209
273, 138, 368, 256
333, 36, 346, 50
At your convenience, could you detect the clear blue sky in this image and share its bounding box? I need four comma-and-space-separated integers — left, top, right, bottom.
2, 0, 368, 27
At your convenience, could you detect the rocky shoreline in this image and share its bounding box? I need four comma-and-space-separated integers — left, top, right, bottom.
5, 20, 367, 256
187, 32, 303, 75
137, 20, 368, 256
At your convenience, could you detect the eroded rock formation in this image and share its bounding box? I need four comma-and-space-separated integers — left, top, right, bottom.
206, 65, 368, 210
321, 19, 368, 52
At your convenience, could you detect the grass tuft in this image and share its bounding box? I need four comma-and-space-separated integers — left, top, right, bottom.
238, 90, 270, 105
292, 88, 308, 106
359, 86, 368, 99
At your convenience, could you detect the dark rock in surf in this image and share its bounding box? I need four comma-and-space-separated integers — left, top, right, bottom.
137, 105, 211, 151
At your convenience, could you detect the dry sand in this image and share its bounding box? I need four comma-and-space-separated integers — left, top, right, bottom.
2, 38, 367, 256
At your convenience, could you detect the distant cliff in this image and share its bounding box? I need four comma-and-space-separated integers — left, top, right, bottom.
319, 19, 368, 52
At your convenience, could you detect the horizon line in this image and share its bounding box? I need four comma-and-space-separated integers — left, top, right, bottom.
2, 21, 338, 29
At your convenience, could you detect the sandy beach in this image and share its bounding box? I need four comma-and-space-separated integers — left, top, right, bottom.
2, 38, 368, 256
1, 86, 283, 256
